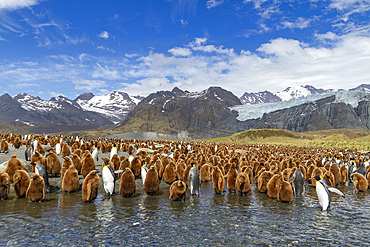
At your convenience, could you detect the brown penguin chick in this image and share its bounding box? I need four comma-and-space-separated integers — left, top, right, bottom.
339, 165, 348, 184
6, 155, 29, 182
162, 162, 178, 185
306, 164, 316, 181
244, 167, 253, 184
13, 170, 30, 198
212, 166, 225, 194
169, 180, 187, 201
0, 172, 10, 200
255, 167, 266, 184
130, 157, 142, 179
81, 152, 96, 178
329, 163, 341, 185
30, 151, 46, 173
62, 165, 80, 192
47, 152, 61, 177
225, 163, 238, 192
200, 163, 212, 182
71, 154, 82, 174
119, 168, 136, 198
118, 158, 131, 179
183, 164, 192, 186
277, 179, 293, 203
13, 137, 21, 149
61, 156, 73, 180
323, 171, 335, 188
110, 154, 120, 170
367, 172, 370, 189
175, 161, 186, 180
61, 143, 71, 157
36, 143, 46, 155
267, 174, 282, 199
143, 165, 160, 195
26, 173, 45, 202
235, 172, 251, 196
0, 139, 9, 151
282, 168, 292, 181
73, 149, 83, 158
82, 170, 99, 203
351, 173, 368, 193
258, 171, 274, 193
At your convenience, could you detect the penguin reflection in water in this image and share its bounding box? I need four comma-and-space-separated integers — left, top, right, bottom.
311, 175, 345, 211
101, 158, 124, 196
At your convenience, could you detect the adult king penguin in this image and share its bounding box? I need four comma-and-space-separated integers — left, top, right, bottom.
311, 175, 345, 211
188, 164, 201, 196
287, 166, 308, 197
101, 158, 124, 196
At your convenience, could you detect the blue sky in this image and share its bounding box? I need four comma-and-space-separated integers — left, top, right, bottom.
1, 0, 370, 99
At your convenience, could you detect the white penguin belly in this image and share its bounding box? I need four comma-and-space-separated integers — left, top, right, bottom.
316, 182, 329, 210
102, 167, 115, 195
141, 167, 147, 186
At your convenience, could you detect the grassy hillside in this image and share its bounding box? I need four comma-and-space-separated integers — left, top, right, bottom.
197, 129, 370, 151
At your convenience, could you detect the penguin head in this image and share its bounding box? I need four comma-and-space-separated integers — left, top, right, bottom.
312, 175, 322, 181
29, 161, 37, 166
102, 158, 110, 166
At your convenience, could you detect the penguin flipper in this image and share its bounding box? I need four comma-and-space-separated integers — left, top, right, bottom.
114, 170, 125, 174
328, 187, 345, 198
287, 173, 296, 183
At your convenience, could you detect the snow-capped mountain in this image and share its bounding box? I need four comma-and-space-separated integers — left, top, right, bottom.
275, 85, 327, 101
0, 93, 114, 133
239, 85, 328, 105
349, 84, 370, 92
239, 91, 282, 105
75, 91, 143, 124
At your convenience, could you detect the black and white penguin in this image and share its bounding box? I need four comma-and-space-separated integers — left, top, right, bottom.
188, 164, 201, 196
25, 145, 33, 161
110, 144, 117, 160
101, 158, 123, 196
91, 146, 98, 161
55, 142, 61, 155
311, 175, 345, 211
287, 167, 308, 197
141, 161, 149, 186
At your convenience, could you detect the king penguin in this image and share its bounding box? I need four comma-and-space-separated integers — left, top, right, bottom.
311, 175, 345, 211
91, 145, 98, 162
101, 158, 124, 196
55, 142, 61, 155
287, 166, 308, 197
141, 161, 149, 186
110, 144, 118, 160
188, 164, 201, 196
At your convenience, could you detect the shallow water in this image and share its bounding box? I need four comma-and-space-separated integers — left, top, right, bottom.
1, 180, 369, 247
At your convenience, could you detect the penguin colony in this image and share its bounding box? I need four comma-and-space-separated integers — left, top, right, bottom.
0, 133, 369, 211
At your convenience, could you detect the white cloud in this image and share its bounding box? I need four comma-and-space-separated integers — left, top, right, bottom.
168, 47, 192, 57
92, 63, 121, 80
98, 31, 109, 39
0, 0, 40, 10
96, 45, 115, 53
279, 17, 312, 29
206, 0, 224, 9
73, 79, 107, 91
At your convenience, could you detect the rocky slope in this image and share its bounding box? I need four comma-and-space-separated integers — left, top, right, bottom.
244, 95, 370, 132
116, 87, 247, 139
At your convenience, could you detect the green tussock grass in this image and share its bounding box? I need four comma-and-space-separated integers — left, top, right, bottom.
198, 129, 370, 151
